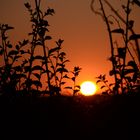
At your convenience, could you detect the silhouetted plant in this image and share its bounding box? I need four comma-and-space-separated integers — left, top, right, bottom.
0, 24, 29, 96
96, 74, 114, 95
91, 0, 140, 94
65, 66, 82, 96
48, 39, 70, 95
24, 0, 71, 96
24, 1, 52, 93
0, 0, 81, 97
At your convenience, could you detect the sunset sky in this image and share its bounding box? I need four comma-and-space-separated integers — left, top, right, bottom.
0, 0, 140, 93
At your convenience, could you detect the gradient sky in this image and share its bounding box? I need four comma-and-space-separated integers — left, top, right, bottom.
0, 0, 140, 92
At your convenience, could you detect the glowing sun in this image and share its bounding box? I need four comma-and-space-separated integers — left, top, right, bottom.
80, 81, 97, 96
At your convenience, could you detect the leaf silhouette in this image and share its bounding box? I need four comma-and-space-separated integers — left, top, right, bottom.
109, 70, 114, 76
74, 89, 79, 94
20, 50, 26, 54
48, 47, 60, 55
8, 50, 18, 56
60, 82, 66, 85
24, 2, 31, 9
33, 73, 41, 79
32, 65, 45, 71
7, 44, 12, 48
45, 36, 52, 40
16, 45, 20, 50
35, 41, 42, 46
33, 56, 45, 60
58, 39, 64, 45
129, 34, 140, 40
63, 74, 69, 79
111, 28, 124, 34
71, 77, 75, 82
75, 85, 81, 89
56, 39, 64, 46
102, 74, 106, 80
45, 8, 55, 16
65, 86, 72, 89
127, 61, 138, 70
22, 39, 29, 46
32, 80, 42, 88
133, 0, 140, 7
63, 60, 70, 64
109, 83, 114, 87
59, 52, 66, 56
14, 55, 21, 60
124, 69, 134, 75
96, 80, 101, 84
101, 85, 105, 89
18, 39, 28, 46
3, 24, 14, 30
56, 68, 68, 73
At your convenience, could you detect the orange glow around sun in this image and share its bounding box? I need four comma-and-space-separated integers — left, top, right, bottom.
80, 81, 97, 96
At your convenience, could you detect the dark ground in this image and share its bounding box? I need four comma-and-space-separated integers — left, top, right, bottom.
0, 93, 140, 140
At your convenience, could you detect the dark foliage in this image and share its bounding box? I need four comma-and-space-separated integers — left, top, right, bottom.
0, 1, 140, 139
91, 0, 140, 94
0, 0, 81, 97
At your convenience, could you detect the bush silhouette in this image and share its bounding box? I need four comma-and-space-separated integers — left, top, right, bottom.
91, 0, 140, 94
0, 0, 81, 97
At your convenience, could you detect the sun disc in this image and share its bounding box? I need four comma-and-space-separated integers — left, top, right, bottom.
80, 81, 97, 96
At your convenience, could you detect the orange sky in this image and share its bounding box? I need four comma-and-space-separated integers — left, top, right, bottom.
0, 0, 140, 93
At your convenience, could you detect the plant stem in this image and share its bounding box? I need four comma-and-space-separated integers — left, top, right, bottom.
104, 0, 140, 66
99, 0, 118, 94
121, 0, 130, 93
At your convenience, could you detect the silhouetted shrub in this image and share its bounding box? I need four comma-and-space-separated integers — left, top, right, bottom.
0, 0, 81, 97
91, 0, 140, 94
